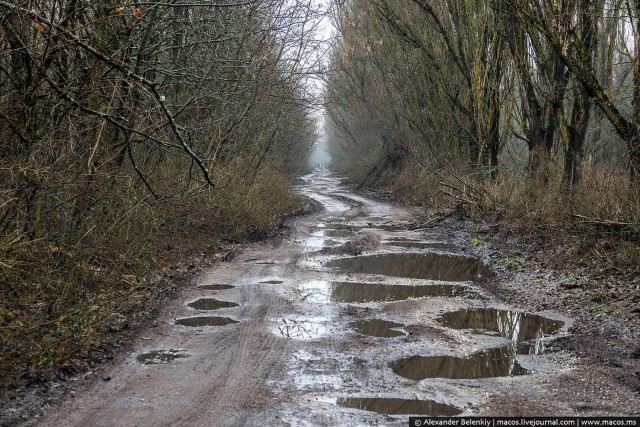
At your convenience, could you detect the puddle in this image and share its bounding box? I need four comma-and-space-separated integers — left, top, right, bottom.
197, 284, 235, 290
348, 319, 406, 338
326, 253, 493, 281
386, 241, 446, 249
438, 308, 564, 354
275, 318, 328, 339
331, 282, 465, 303
137, 349, 189, 365
187, 298, 239, 310
337, 397, 462, 416
392, 346, 529, 380
260, 280, 284, 284
175, 316, 238, 327
300, 279, 332, 304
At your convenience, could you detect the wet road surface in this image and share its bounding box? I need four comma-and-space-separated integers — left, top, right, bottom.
41, 171, 572, 426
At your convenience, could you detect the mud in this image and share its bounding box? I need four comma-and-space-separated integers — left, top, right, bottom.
385, 240, 447, 249
136, 349, 189, 365
32, 170, 639, 427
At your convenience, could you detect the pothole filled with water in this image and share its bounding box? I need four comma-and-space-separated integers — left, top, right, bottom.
197, 284, 235, 290
438, 308, 565, 354
392, 346, 529, 380
331, 282, 467, 303
175, 316, 238, 327
326, 253, 493, 281
187, 298, 239, 310
348, 319, 406, 338
137, 349, 189, 365
385, 241, 447, 249
260, 280, 284, 284
337, 397, 462, 416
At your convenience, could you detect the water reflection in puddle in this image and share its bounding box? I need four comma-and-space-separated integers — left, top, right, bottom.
197, 284, 235, 290
392, 346, 528, 380
337, 397, 462, 416
275, 318, 329, 339
438, 308, 564, 355
331, 282, 465, 303
175, 316, 238, 327
348, 319, 406, 338
326, 253, 493, 281
137, 349, 189, 365
300, 280, 332, 304
187, 298, 239, 310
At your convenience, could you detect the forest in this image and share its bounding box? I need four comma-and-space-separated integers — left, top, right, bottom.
0, 0, 320, 387
1, 0, 640, 422
327, 0, 640, 236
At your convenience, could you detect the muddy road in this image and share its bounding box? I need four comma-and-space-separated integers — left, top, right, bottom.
40, 171, 637, 426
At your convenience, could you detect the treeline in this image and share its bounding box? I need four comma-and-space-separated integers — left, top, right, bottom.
0, 0, 320, 387
326, 0, 640, 224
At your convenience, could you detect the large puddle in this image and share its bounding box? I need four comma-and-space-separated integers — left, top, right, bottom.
337, 397, 462, 416
348, 319, 406, 338
392, 346, 528, 380
331, 282, 466, 303
187, 298, 239, 310
326, 253, 493, 281
137, 349, 189, 365
438, 308, 564, 354
175, 316, 238, 327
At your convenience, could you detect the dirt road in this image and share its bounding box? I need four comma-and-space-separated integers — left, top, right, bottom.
39, 171, 639, 426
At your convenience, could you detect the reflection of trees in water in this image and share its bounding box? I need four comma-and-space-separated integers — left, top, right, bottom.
392, 347, 529, 380
327, 253, 493, 282
440, 308, 563, 355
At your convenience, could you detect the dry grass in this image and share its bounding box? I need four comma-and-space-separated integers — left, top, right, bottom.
391, 162, 639, 277
0, 160, 301, 389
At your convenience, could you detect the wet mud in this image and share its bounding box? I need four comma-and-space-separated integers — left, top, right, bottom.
385, 241, 446, 249
136, 349, 189, 365
39, 170, 636, 427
